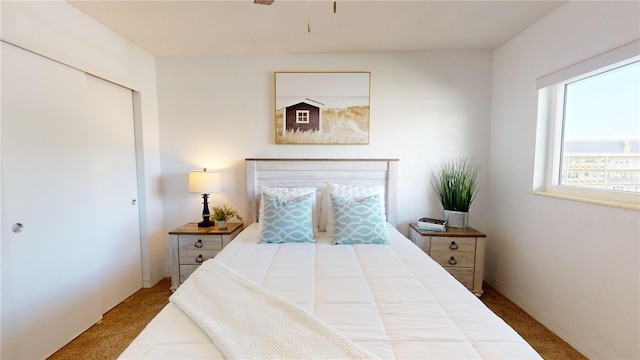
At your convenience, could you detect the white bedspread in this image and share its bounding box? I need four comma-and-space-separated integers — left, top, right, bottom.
120, 223, 542, 360
170, 259, 377, 359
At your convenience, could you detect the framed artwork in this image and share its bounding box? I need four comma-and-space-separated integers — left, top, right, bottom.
275, 72, 371, 144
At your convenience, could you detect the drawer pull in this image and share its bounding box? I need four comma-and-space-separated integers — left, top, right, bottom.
194, 239, 203, 248
449, 241, 459, 250
196, 254, 204, 264
448, 256, 457, 265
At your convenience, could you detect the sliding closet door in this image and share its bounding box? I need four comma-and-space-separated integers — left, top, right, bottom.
85, 74, 142, 313
1, 42, 102, 359
1, 43, 142, 359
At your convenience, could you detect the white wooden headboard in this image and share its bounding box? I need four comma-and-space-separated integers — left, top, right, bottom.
245, 158, 398, 226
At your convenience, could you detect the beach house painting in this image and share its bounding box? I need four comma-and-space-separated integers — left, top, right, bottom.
284, 98, 324, 133
275, 72, 370, 144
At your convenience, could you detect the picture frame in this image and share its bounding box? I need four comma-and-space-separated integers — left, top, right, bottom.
274, 71, 371, 144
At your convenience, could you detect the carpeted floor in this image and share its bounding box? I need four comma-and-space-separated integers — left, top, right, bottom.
481, 284, 587, 360
47, 278, 171, 360
48, 279, 586, 360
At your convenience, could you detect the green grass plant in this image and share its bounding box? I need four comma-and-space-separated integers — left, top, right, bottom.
430, 157, 480, 212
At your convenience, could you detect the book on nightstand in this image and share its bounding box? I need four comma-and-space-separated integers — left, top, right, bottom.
418, 217, 447, 231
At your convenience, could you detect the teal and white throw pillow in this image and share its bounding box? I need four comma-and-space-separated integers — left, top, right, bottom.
321, 183, 386, 235
259, 192, 315, 244
331, 193, 388, 245
259, 186, 320, 236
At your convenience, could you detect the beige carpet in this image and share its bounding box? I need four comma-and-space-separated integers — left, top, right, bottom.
481, 283, 587, 360
47, 278, 171, 360
48, 278, 586, 360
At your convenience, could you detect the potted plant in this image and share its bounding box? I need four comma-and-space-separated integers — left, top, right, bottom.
211, 205, 243, 230
430, 157, 480, 229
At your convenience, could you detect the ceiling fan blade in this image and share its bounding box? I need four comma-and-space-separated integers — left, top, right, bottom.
254, 0, 274, 5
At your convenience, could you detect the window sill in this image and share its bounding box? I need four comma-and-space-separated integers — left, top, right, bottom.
533, 190, 640, 211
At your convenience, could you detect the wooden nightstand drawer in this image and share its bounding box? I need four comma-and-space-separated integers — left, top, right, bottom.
178, 234, 222, 251
447, 267, 474, 289
408, 223, 486, 296
169, 222, 243, 290
179, 249, 219, 265
179, 265, 199, 283
430, 237, 476, 252
430, 251, 475, 268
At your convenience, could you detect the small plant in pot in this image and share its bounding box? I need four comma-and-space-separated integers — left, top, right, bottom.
430, 157, 480, 229
211, 205, 243, 230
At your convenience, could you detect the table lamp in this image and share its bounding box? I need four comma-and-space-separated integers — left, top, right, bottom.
189, 168, 221, 227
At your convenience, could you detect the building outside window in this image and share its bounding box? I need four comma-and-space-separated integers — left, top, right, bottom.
534, 40, 640, 209
559, 60, 639, 193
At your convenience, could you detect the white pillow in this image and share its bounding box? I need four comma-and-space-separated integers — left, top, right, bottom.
258, 187, 320, 236
322, 183, 386, 236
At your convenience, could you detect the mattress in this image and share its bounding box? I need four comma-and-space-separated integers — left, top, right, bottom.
119, 223, 541, 359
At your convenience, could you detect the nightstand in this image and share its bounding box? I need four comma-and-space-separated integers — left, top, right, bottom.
169, 222, 243, 290
408, 223, 486, 296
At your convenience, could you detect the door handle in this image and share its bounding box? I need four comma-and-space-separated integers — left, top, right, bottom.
12, 223, 24, 233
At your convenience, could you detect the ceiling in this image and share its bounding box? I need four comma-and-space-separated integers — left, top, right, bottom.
68, 0, 567, 57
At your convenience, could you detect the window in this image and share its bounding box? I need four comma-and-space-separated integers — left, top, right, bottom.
534, 40, 640, 210
296, 110, 309, 124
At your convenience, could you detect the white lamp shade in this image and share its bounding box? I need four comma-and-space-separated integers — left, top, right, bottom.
188, 170, 221, 194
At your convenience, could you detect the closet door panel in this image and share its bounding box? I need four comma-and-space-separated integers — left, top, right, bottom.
1, 43, 102, 359
85, 74, 142, 313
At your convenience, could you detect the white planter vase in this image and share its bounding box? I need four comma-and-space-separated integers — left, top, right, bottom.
217, 220, 228, 230
444, 210, 469, 229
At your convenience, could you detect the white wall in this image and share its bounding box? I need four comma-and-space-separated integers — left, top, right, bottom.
488, 2, 640, 359
156, 51, 493, 236
0, 1, 166, 287
8, 2, 636, 358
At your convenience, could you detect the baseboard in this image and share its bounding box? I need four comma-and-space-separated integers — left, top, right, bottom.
142, 271, 171, 289
485, 280, 597, 359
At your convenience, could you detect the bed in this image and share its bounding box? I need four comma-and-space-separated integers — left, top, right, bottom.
119, 158, 541, 360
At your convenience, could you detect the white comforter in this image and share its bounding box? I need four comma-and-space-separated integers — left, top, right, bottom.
120, 223, 541, 360
170, 260, 377, 359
